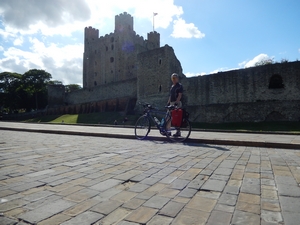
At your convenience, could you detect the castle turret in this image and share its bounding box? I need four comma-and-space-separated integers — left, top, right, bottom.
83, 27, 99, 88
115, 12, 134, 33
147, 31, 160, 50
84, 27, 99, 50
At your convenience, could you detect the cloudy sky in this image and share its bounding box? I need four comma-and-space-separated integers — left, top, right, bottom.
0, 0, 299, 85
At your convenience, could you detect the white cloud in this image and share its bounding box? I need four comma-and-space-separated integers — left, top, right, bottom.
185, 72, 206, 77
0, 0, 204, 85
13, 36, 23, 46
0, 28, 16, 39
0, 0, 90, 29
210, 68, 227, 74
0, 39, 83, 84
239, 53, 272, 68
0, 0, 185, 36
171, 18, 205, 38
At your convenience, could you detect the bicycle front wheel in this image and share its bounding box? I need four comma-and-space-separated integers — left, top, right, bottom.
166, 119, 191, 142
134, 116, 151, 140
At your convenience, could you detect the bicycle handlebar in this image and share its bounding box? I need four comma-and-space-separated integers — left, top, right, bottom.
139, 101, 178, 111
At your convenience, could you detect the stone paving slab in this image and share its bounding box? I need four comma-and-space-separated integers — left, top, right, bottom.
18, 199, 75, 223
1, 121, 300, 149
1, 130, 300, 225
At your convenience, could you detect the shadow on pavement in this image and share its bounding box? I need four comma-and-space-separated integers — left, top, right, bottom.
139, 137, 231, 151
183, 142, 231, 151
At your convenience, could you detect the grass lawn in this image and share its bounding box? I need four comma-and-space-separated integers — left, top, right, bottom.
25, 112, 139, 126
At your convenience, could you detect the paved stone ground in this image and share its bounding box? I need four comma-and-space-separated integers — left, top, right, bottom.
0, 130, 300, 225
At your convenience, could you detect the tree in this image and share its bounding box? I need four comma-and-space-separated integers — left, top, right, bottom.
255, 58, 275, 66
0, 72, 22, 112
0, 69, 53, 112
65, 84, 82, 92
21, 69, 52, 111
48, 80, 63, 85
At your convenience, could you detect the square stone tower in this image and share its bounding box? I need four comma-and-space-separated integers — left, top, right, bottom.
82, 12, 161, 89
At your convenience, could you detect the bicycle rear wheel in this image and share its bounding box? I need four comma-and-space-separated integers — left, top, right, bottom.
134, 116, 151, 140
166, 119, 191, 142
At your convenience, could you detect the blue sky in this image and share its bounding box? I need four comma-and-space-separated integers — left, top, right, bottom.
0, 0, 299, 84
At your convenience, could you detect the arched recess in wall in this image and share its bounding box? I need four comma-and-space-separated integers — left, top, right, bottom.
269, 74, 284, 89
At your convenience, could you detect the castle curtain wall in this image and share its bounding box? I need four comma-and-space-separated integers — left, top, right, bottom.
182, 61, 300, 122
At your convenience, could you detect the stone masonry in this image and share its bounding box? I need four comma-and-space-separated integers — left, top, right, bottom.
47, 12, 300, 122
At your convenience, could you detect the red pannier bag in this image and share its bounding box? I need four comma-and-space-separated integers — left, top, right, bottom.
171, 109, 183, 127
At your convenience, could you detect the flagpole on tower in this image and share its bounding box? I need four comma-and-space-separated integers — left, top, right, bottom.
153, 12, 158, 32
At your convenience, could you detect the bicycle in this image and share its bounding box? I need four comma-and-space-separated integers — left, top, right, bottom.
134, 102, 191, 142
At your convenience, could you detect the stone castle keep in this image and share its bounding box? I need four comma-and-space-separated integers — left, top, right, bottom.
48, 12, 300, 123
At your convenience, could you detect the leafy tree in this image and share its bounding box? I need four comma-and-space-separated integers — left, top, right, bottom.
280, 58, 289, 63
255, 58, 275, 66
65, 84, 82, 92
1, 69, 54, 112
21, 69, 52, 111
0, 72, 22, 112
48, 80, 63, 85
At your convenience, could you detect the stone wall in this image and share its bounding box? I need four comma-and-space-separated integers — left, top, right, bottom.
187, 100, 300, 123
184, 62, 300, 106
137, 45, 184, 108
66, 78, 137, 105
181, 61, 300, 122
47, 85, 65, 107
46, 97, 134, 115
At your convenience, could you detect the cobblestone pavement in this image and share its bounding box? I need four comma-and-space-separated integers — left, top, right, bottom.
1, 130, 300, 225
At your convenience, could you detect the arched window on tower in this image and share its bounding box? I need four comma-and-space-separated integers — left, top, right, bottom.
94, 81, 97, 86
110, 57, 114, 63
269, 74, 284, 89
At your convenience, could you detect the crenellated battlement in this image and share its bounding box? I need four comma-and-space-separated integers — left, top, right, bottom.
147, 31, 160, 50
84, 26, 99, 40
115, 12, 134, 33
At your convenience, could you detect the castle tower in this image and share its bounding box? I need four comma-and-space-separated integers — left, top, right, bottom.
83, 27, 99, 88
82, 12, 161, 90
147, 31, 160, 50
115, 12, 134, 33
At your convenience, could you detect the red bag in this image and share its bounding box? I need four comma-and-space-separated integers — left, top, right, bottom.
171, 109, 183, 127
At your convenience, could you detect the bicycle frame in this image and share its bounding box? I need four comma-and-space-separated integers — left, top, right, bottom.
143, 107, 171, 133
